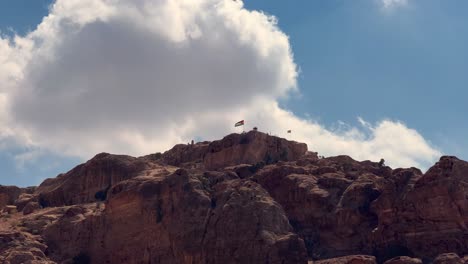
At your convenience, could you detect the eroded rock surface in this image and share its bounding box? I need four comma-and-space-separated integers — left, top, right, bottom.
34, 153, 160, 207
371, 157, 468, 262
40, 169, 307, 263
0, 231, 54, 264
204, 131, 308, 170
383, 256, 423, 264
0, 133, 467, 264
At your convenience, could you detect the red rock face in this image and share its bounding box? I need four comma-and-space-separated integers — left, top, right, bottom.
0, 231, 54, 264
252, 159, 385, 259
370, 157, 468, 262
34, 153, 156, 207
40, 169, 307, 264
160, 142, 210, 166
203, 131, 308, 170
1, 134, 468, 264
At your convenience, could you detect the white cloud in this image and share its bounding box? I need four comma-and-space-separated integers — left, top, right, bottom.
381, 0, 409, 9
185, 99, 440, 169
0, 0, 439, 172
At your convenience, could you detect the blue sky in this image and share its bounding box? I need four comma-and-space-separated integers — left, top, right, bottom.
0, 0, 467, 187
243, 0, 468, 155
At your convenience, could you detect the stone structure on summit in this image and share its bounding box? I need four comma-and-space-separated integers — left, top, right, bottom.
0, 130, 467, 264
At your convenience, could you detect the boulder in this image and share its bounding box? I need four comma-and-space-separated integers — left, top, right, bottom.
224, 164, 256, 179
14, 193, 36, 212
313, 255, 376, 264
22, 202, 41, 215
2, 205, 17, 215
0, 186, 22, 209
432, 253, 464, 264
383, 256, 423, 264
0, 231, 54, 264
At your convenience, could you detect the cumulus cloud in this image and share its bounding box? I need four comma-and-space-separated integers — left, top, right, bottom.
178, 99, 440, 169
0, 0, 439, 171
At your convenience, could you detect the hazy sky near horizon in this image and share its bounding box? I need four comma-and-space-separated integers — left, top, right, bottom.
0, 0, 466, 187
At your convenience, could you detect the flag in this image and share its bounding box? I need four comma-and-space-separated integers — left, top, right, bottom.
234, 120, 244, 127
287, 130, 291, 133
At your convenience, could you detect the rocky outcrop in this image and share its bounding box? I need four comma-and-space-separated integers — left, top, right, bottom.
383, 256, 422, 264
14, 194, 37, 212
202, 179, 307, 263
252, 159, 385, 259
204, 131, 308, 170
159, 131, 308, 170
370, 156, 468, 262
0, 186, 22, 210
254, 162, 379, 259
22, 202, 41, 215
252, 155, 468, 263
40, 169, 307, 263
160, 141, 210, 166
313, 255, 377, 264
1, 133, 467, 264
432, 253, 464, 264
34, 153, 160, 207
0, 231, 54, 264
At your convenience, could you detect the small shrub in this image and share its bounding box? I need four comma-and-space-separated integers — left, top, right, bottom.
378, 158, 385, 167
248, 162, 265, 174
95, 186, 111, 201
147, 152, 162, 161
264, 153, 275, 165
279, 148, 288, 161
94, 190, 106, 201
156, 202, 163, 223
374, 244, 413, 263
240, 135, 250, 144
210, 198, 217, 209
73, 252, 91, 264
38, 196, 49, 208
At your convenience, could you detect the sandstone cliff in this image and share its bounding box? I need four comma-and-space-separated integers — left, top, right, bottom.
0, 132, 467, 264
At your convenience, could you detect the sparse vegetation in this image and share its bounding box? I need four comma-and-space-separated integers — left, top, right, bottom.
248, 162, 265, 174
156, 201, 163, 223
379, 158, 385, 167
3, 214, 11, 219
280, 148, 288, 161
264, 153, 275, 165
95, 186, 111, 201
73, 252, 91, 264
38, 196, 49, 208
147, 152, 162, 161
239, 135, 250, 144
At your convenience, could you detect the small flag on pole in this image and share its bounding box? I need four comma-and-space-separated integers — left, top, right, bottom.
235, 120, 244, 127
287, 130, 291, 133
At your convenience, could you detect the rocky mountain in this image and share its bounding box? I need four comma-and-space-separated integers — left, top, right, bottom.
0, 130, 467, 264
